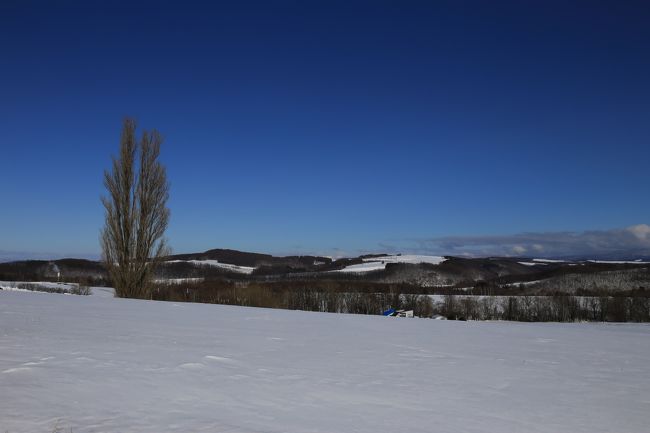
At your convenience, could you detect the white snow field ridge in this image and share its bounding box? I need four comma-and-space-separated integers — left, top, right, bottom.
165, 259, 255, 274
1, 290, 649, 433
336, 254, 447, 272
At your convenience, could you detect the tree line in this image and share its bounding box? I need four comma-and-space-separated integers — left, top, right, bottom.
146, 279, 650, 322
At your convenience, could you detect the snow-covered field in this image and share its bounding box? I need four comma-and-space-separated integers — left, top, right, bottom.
165, 259, 256, 274
335, 254, 447, 273
1, 291, 649, 433
587, 259, 650, 264
0, 282, 117, 298
0, 281, 79, 292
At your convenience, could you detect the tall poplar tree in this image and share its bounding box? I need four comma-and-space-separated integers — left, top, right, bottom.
101, 118, 170, 298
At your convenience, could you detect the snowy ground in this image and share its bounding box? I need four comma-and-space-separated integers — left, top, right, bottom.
0, 281, 80, 292
1, 291, 649, 433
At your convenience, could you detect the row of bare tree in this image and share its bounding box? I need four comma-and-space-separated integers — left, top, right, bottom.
439, 294, 650, 322
147, 279, 650, 322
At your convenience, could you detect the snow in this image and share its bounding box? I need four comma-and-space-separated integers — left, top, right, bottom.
153, 277, 205, 284
165, 259, 255, 274
0, 281, 75, 291
87, 286, 116, 298
587, 259, 650, 264
1, 291, 649, 433
333, 261, 387, 273
518, 259, 650, 265
504, 279, 544, 287
0, 281, 119, 299
532, 258, 567, 263
365, 254, 447, 265
521, 259, 650, 266
336, 254, 447, 273
0, 286, 48, 293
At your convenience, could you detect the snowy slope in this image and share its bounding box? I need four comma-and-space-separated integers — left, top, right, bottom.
336, 254, 447, 272
0, 281, 76, 291
165, 259, 255, 274
532, 258, 566, 263
1, 291, 649, 433
587, 259, 650, 264
333, 261, 387, 272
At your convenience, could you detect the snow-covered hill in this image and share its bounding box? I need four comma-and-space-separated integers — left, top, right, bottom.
1, 290, 649, 433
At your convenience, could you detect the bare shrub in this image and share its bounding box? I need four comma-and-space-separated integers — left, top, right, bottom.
70, 284, 92, 296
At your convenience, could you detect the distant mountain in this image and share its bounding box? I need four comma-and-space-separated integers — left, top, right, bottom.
0, 250, 100, 263
1, 248, 648, 294
167, 248, 332, 269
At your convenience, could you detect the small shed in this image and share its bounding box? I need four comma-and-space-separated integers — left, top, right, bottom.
382, 309, 414, 318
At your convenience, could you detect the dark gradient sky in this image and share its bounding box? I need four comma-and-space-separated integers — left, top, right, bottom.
1, 1, 649, 258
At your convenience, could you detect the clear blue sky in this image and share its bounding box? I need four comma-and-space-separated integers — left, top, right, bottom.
1, 1, 649, 259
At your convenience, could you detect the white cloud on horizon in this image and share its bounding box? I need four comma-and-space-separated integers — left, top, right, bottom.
380, 224, 650, 259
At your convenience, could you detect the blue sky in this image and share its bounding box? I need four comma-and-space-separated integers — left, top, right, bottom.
1, 1, 649, 259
